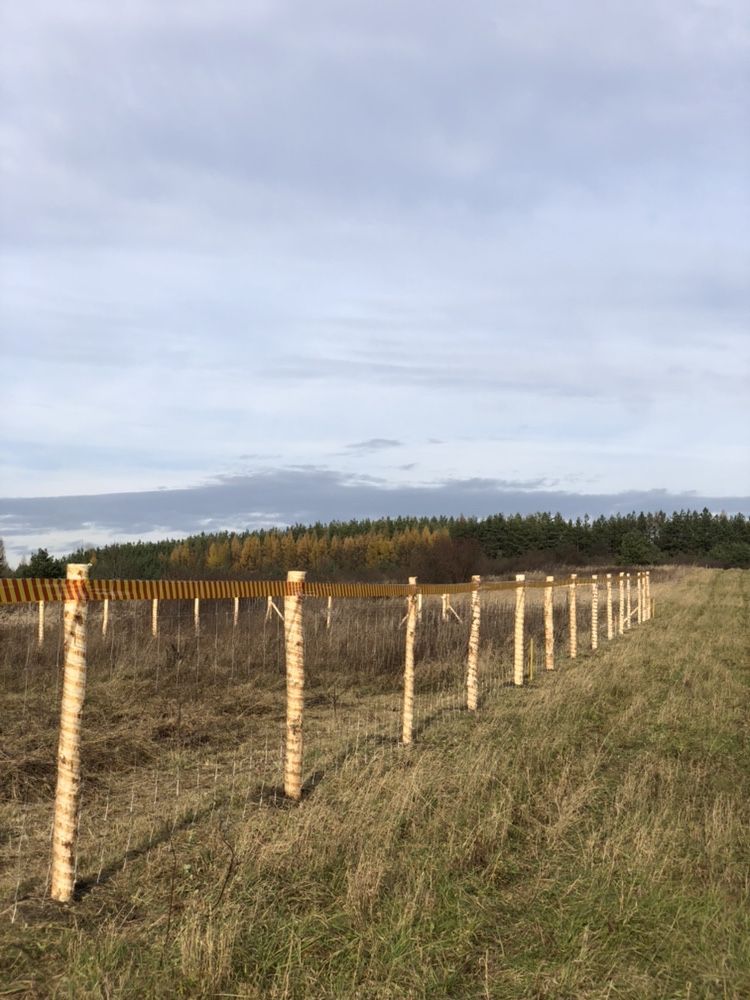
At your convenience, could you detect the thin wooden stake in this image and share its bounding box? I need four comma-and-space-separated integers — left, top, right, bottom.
618, 572, 625, 635
233, 596, 239, 629
544, 575, 554, 670
606, 573, 613, 640
194, 597, 200, 637
326, 595, 332, 630
637, 572, 643, 625
50, 563, 90, 903
442, 593, 449, 622
102, 598, 109, 637
591, 574, 599, 651
513, 574, 525, 686
527, 635, 535, 682
466, 575, 480, 711
284, 570, 306, 801
38, 600, 45, 649
625, 574, 632, 630
569, 573, 578, 659
402, 576, 418, 744
151, 598, 158, 638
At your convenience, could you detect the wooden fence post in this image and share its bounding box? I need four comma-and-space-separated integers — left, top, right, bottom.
326, 595, 333, 630
606, 573, 613, 640
618, 572, 625, 635
402, 577, 418, 744
591, 574, 599, 651
569, 574, 578, 659
645, 571, 651, 620
416, 591, 423, 625
284, 570, 306, 801
50, 563, 90, 903
626, 574, 632, 630
442, 593, 449, 622
102, 598, 109, 637
466, 575, 481, 710
527, 636, 535, 682
194, 597, 200, 637
233, 596, 240, 629
637, 572, 643, 625
38, 600, 45, 649
513, 574, 525, 686
151, 598, 158, 638
544, 575, 554, 670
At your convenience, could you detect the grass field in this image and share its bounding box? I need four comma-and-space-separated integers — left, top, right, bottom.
1, 568, 748, 997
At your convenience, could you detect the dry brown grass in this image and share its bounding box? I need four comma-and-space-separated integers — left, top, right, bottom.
1, 568, 747, 997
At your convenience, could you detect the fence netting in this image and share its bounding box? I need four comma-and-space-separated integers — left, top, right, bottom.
1, 572, 643, 918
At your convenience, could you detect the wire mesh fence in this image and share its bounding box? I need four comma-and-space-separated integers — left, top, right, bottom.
0, 569, 651, 918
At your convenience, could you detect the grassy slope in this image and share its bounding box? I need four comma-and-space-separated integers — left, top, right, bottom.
3, 568, 749, 998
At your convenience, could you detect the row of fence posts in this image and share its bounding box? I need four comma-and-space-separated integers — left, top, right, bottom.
34, 570, 655, 649
47, 565, 652, 903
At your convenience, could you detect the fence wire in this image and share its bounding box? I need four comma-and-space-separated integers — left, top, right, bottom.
1, 573, 636, 919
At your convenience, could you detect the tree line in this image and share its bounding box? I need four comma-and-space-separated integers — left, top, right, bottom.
5, 507, 749, 582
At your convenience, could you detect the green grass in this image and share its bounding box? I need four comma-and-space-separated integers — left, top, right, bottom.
2, 569, 749, 997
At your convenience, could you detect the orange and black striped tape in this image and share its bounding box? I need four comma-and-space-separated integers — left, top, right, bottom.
0, 573, 637, 605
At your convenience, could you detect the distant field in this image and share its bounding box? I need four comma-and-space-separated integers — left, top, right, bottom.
1, 568, 748, 998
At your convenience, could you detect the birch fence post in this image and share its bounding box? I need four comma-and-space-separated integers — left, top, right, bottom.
402, 577, 418, 744
102, 598, 109, 637
645, 571, 651, 620
466, 575, 480, 711
606, 573, 613, 640
326, 595, 333, 630
442, 594, 449, 623
544, 575, 554, 670
284, 570, 306, 801
591, 574, 599, 651
416, 591, 423, 625
151, 598, 158, 638
50, 563, 90, 903
513, 574, 525, 686
233, 596, 239, 629
38, 600, 45, 649
194, 597, 200, 637
569, 573, 578, 659
637, 572, 643, 625
618, 572, 625, 635
626, 573, 632, 630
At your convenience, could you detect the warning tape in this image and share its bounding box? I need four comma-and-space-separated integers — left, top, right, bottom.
0, 573, 635, 605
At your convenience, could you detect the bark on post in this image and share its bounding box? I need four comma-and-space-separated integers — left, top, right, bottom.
442, 594, 449, 622
618, 573, 625, 635
466, 575, 481, 711
637, 572, 643, 625
38, 600, 45, 649
102, 598, 109, 637
606, 573, 613, 640
416, 591, 423, 625
326, 595, 333, 630
544, 575, 554, 670
233, 596, 240, 629
151, 598, 158, 638
626, 574, 632, 630
50, 563, 90, 903
401, 576, 418, 744
569, 574, 578, 659
591, 575, 599, 651
194, 597, 200, 637
284, 570, 306, 801
513, 574, 525, 686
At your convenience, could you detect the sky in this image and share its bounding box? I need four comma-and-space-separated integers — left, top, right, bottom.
1, 0, 749, 565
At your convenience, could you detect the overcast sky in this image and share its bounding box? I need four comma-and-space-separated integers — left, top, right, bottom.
1, 0, 749, 564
